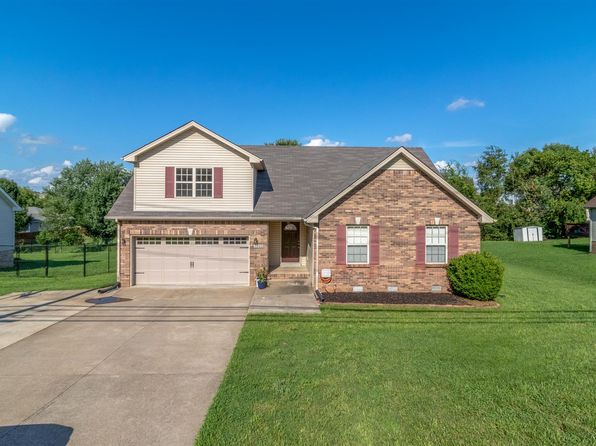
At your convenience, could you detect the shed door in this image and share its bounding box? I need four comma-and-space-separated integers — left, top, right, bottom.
134, 236, 249, 286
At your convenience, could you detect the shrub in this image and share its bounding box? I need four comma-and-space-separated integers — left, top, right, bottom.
447, 252, 504, 301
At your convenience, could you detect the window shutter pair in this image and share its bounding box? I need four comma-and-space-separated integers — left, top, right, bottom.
164, 167, 223, 198
415, 224, 459, 265
335, 224, 380, 265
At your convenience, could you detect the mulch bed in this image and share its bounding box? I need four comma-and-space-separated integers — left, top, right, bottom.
319, 291, 496, 307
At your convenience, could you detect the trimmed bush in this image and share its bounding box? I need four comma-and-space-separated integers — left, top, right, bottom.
447, 252, 504, 301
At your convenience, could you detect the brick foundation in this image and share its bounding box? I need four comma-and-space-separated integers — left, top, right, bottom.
317, 168, 481, 293
118, 220, 268, 287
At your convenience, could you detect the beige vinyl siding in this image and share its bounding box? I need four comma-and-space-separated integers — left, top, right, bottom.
0, 198, 15, 251
387, 156, 414, 170
134, 129, 254, 212
268, 221, 281, 267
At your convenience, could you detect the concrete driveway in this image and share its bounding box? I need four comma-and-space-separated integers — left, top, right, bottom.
0, 287, 253, 445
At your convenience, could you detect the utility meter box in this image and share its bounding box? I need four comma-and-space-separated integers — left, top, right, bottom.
321, 269, 332, 278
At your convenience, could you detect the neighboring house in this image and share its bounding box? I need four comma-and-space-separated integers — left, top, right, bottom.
16, 206, 45, 242
106, 121, 493, 292
586, 196, 596, 253
0, 187, 22, 268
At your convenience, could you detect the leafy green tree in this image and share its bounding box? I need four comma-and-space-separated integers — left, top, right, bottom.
474, 146, 514, 240
0, 178, 42, 231
505, 144, 596, 238
265, 138, 300, 146
39, 160, 131, 244
439, 161, 477, 201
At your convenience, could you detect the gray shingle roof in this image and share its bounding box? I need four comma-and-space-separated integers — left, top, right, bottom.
586, 196, 596, 208
106, 146, 437, 220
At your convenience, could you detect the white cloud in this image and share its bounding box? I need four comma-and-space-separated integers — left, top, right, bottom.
20, 134, 56, 145
63, 160, 72, 167
28, 176, 43, 185
0, 169, 14, 178
304, 135, 345, 147
446, 98, 485, 112
442, 140, 483, 148
434, 160, 449, 170
386, 133, 413, 144
72, 145, 87, 152
463, 160, 477, 168
0, 113, 16, 132
30, 165, 56, 176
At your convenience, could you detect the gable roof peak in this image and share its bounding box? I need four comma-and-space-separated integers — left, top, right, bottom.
122, 121, 263, 167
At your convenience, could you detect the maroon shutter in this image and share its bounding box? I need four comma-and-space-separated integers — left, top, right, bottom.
213, 167, 223, 198
416, 225, 426, 266
165, 167, 175, 198
448, 225, 459, 260
369, 225, 380, 265
336, 224, 346, 265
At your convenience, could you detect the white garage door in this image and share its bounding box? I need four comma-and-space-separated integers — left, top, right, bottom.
134, 236, 250, 286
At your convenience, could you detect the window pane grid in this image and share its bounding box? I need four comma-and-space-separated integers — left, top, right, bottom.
425, 226, 447, 264
223, 237, 248, 245
346, 225, 369, 264
195, 168, 213, 198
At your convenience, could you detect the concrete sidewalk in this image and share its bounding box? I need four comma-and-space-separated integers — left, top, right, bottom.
0, 289, 96, 350
0, 287, 252, 445
249, 282, 320, 314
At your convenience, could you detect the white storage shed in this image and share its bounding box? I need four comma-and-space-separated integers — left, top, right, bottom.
513, 226, 543, 242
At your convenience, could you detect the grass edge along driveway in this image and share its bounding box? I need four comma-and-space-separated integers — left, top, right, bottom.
197, 239, 596, 445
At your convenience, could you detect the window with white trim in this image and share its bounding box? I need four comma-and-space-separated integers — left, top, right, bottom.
195, 168, 213, 197
426, 226, 447, 264
175, 168, 193, 197
346, 225, 369, 264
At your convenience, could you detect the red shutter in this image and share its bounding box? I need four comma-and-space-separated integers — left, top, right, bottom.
369, 225, 380, 265
213, 167, 223, 198
448, 225, 459, 260
336, 224, 346, 265
165, 167, 175, 198
416, 225, 425, 266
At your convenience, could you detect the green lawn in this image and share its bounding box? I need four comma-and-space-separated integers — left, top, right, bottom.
0, 244, 116, 296
197, 239, 596, 445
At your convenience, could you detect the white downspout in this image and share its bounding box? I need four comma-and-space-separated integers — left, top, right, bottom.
116, 219, 120, 283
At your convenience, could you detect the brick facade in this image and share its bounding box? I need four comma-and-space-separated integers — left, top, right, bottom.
317, 168, 481, 293
118, 220, 268, 287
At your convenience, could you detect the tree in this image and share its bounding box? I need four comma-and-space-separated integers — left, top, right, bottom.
0, 178, 42, 232
265, 138, 300, 146
473, 146, 515, 240
505, 144, 596, 238
39, 160, 131, 243
439, 161, 477, 201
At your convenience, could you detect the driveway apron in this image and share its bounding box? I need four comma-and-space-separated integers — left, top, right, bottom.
0, 287, 253, 445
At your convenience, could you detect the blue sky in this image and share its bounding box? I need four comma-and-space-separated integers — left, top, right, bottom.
1, 0, 595, 189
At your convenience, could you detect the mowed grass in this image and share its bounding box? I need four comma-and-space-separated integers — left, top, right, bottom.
197, 239, 596, 445
0, 245, 116, 296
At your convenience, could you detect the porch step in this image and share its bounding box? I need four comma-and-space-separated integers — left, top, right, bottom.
267, 278, 311, 287
268, 267, 310, 281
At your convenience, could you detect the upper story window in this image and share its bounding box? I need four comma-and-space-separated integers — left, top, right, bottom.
175, 167, 213, 198
426, 226, 447, 264
175, 168, 193, 197
347, 225, 369, 264
195, 168, 213, 197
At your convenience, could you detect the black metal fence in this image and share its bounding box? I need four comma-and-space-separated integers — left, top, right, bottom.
1, 243, 117, 278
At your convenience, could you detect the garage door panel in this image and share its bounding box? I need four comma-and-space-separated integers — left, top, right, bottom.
134, 237, 249, 286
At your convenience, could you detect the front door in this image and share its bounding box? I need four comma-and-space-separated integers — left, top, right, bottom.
281, 222, 300, 262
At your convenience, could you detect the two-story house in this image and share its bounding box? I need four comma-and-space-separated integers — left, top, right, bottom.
107, 121, 493, 292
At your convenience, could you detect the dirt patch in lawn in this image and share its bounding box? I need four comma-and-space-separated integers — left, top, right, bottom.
319, 291, 498, 307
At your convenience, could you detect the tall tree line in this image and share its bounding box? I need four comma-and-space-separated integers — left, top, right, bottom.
440, 144, 596, 240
